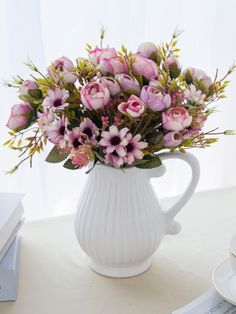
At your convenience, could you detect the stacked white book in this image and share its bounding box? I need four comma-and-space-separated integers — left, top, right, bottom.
0, 193, 24, 301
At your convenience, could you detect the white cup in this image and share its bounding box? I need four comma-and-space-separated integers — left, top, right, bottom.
229, 234, 236, 272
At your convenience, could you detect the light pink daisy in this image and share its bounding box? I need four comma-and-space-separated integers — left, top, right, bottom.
68, 127, 82, 150
45, 116, 69, 149
104, 151, 124, 168
99, 125, 129, 157
124, 133, 148, 165
37, 108, 55, 132
79, 118, 99, 145
43, 88, 69, 110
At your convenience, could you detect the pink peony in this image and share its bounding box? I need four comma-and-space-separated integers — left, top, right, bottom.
118, 95, 145, 118
89, 48, 117, 65
19, 80, 38, 96
132, 54, 159, 81
115, 74, 140, 96
99, 56, 129, 76
47, 56, 76, 83
43, 88, 69, 110
124, 133, 148, 165
162, 107, 192, 131
99, 77, 121, 96
140, 86, 171, 111
99, 125, 129, 157
7, 102, 33, 132
164, 131, 182, 147
80, 82, 110, 111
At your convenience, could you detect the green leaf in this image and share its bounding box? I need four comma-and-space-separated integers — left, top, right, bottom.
45, 146, 69, 163
135, 155, 162, 169
28, 89, 43, 99
63, 159, 78, 170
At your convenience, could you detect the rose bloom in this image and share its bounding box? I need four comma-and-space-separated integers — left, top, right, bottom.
137, 42, 157, 59
164, 131, 182, 147
99, 77, 121, 96
7, 102, 33, 132
99, 56, 128, 76
140, 86, 171, 111
47, 56, 76, 83
19, 80, 38, 96
162, 107, 192, 131
89, 47, 117, 65
132, 54, 159, 81
118, 95, 146, 118
115, 74, 140, 96
183, 67, 212, 92
80, 82, 110, 110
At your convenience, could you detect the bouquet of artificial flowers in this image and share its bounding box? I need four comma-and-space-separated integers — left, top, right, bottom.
4, 30, 235, 172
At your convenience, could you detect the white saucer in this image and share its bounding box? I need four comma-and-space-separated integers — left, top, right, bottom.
212, 258, 236, 305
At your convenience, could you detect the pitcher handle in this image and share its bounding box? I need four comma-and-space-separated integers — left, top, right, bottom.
157, 152, 200, 234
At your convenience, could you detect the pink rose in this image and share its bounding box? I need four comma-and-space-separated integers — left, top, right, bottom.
137, 42, 157, 59
47, 56, 76, 83
115, 74, 140, 96
99, 56, 129, 75
99, 77, 121, 96
118, 95, 145, 118
183, 67, 212, 93
132, 54, 159, 81
140, 86, 171, 111
89, 48, 117, 65
164, 131, 182, 147
191, 114, 207, 130
164, 56, 181, 79
19, 80, 38, 96
162, 107, 192, 131
80, 82, 110, 111
7, 102, 33, 132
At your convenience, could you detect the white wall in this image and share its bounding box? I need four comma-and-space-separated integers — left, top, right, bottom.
0, 0, 236, 219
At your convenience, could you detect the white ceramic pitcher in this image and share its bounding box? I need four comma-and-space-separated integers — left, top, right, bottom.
75, 152, 200, 278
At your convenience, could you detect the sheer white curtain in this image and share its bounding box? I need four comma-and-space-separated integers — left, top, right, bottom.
1, 0, 236, 219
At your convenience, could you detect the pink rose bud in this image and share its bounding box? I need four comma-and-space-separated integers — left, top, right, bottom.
132, 54, 159, 81
48, 56, 76, 83
164, 56, 181, 79
99, 56, 129, 76
164, 131, 182, 147
137, 42, 157, 59
191, 114, 207, 130
162, 107, 192, 131
89, 48, 117, 65
140, 86, 171, 111
99, 77, 121, 96
80, 82, 110, 111
6, 102, 33, 132
182, 129, 199, 139
118, 95, 145, 118
183, 67, 212, 93
115, 74, 140, 96
19, 80, 38, 96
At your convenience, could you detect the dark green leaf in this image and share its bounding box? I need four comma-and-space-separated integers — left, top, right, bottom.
28, 89, 43, 99
63, 159, 78, 170
135, 155, 162, 169
45, 146, 69, 163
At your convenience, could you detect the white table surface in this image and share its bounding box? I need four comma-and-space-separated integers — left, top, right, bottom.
0, 186, 236, 314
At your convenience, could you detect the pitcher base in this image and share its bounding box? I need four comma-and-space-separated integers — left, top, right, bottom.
88, 258, 152, 278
